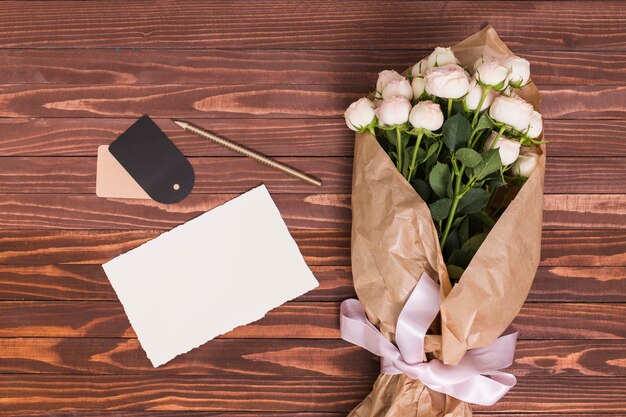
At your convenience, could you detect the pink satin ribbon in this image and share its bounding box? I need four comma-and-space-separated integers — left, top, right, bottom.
340, 273, 518, 406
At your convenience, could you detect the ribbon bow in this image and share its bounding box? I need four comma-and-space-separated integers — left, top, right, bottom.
340, 273, 518, 406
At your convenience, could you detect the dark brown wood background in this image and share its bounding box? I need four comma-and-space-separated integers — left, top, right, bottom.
0, 1, 625, 416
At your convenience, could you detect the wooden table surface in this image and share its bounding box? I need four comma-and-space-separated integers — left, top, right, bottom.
1, 1, 625, 416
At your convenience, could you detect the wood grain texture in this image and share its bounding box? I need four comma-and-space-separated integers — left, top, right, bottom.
0, 84, 625, 119
0, 0, 624, 414
0, 156, 624, 194
1, 118, 625, 158
0, 375, 624, 413
0, 265, 354, 302
0, 193, 623, 230
0, 338, 624, 377
0, 414, 609, 417
2, 49, 626, 86
1, 264, 623, 302
0, 229, 623, 267
1, 1, 626, 51
0, 229, 351, 266
0, 301, 623, 340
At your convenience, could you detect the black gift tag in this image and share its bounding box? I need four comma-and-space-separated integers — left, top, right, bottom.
109, 115, 195, 204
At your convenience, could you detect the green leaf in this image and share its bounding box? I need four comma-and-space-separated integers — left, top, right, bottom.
428, 162, 451, 199
443, 113, 472, 152
457, 188, 491, 215
455, 148, 482, 168
472, 149, 502, 180
461, 232, 488, 252
475, 112, 494, 131
472, 210, 496, 228
459, 216, 470, 242
425, 142, 439, 161
411, 178, 431, 202
429, 198, 453, 221
448, 248, 473, 269
447, 265, 465, 281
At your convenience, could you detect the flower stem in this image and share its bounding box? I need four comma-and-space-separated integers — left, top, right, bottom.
406, 132, 424, 182
440, 165, 465, 248
447, 99, 453, 118
395, 127, 403, 172
471, 86, 491, 127
490, 125, 506, 149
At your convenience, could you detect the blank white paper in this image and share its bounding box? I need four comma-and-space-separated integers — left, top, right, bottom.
102, 185, 318, 367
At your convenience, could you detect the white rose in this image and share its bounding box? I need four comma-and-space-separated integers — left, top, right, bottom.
504, 56, 531, 88
409, 100, 444, 131
411, 58, 428, 77
376, 70, 404, 94
464, 78, 499, 111
527, 110, 543, 138
489, 95, 533, 132
382, 77, 413, 100
427, 47, 459, 68
475, 60, 509, 89
424, 64, 470, 99
412, 77, 426, 98
484, 131, 521, 165
511, 148, 540, 178
376, 96, 412, 126
344, 98, 376, 131
473, 53, 502, 70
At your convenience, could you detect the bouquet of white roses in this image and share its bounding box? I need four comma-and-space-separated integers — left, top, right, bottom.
345, 41, 544, 281
340, 27, 546, 417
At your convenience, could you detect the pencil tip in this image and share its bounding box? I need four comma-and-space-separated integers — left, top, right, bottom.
172, 119, 188, 129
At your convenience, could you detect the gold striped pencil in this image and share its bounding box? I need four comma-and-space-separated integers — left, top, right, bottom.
172, 120, 322, 187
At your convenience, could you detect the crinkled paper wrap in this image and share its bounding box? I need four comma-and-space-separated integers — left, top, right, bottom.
348, 26, 545, 417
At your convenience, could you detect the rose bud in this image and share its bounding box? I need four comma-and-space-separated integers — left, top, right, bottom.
376, 70, 404, 94
484, 131, 521, 165
344, 98, 376, 132
527, 110, 543, 138
511, 148, 540, 178
412, 77, 426, 99
427, 47, 459, 68
489, 95, 534, 132
504, 56, 531, 88
475, 60, 509, 89
376, 96, 412, 126
411, 58, 428, 77
382, 77, 413, 100
425, 64, 470, 99
409, 100, 444, 131
464, 78, 499, 111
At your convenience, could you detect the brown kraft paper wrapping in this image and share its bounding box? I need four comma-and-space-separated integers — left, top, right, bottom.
348, 26, 545, 417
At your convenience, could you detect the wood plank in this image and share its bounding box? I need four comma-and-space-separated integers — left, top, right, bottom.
1, 264, 624, 303
0, 193, 353, 230
0, 374, 374, 412
2, 49, 626, 86
0, 301, 623, 340
0, 193, 623, 230
0, 118, 624, 158
0, 374, 623, 413
0, 156, 624, 194
0, 338, 623, 378
0, 229, 623, 267
0, 157, 353, 195
0, 84, 625, 119
0, 265, 354, 302
0, 229, 350, 266
1, 1, 626, 51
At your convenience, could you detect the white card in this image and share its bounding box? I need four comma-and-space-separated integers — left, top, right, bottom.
102, 185, 318, 367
